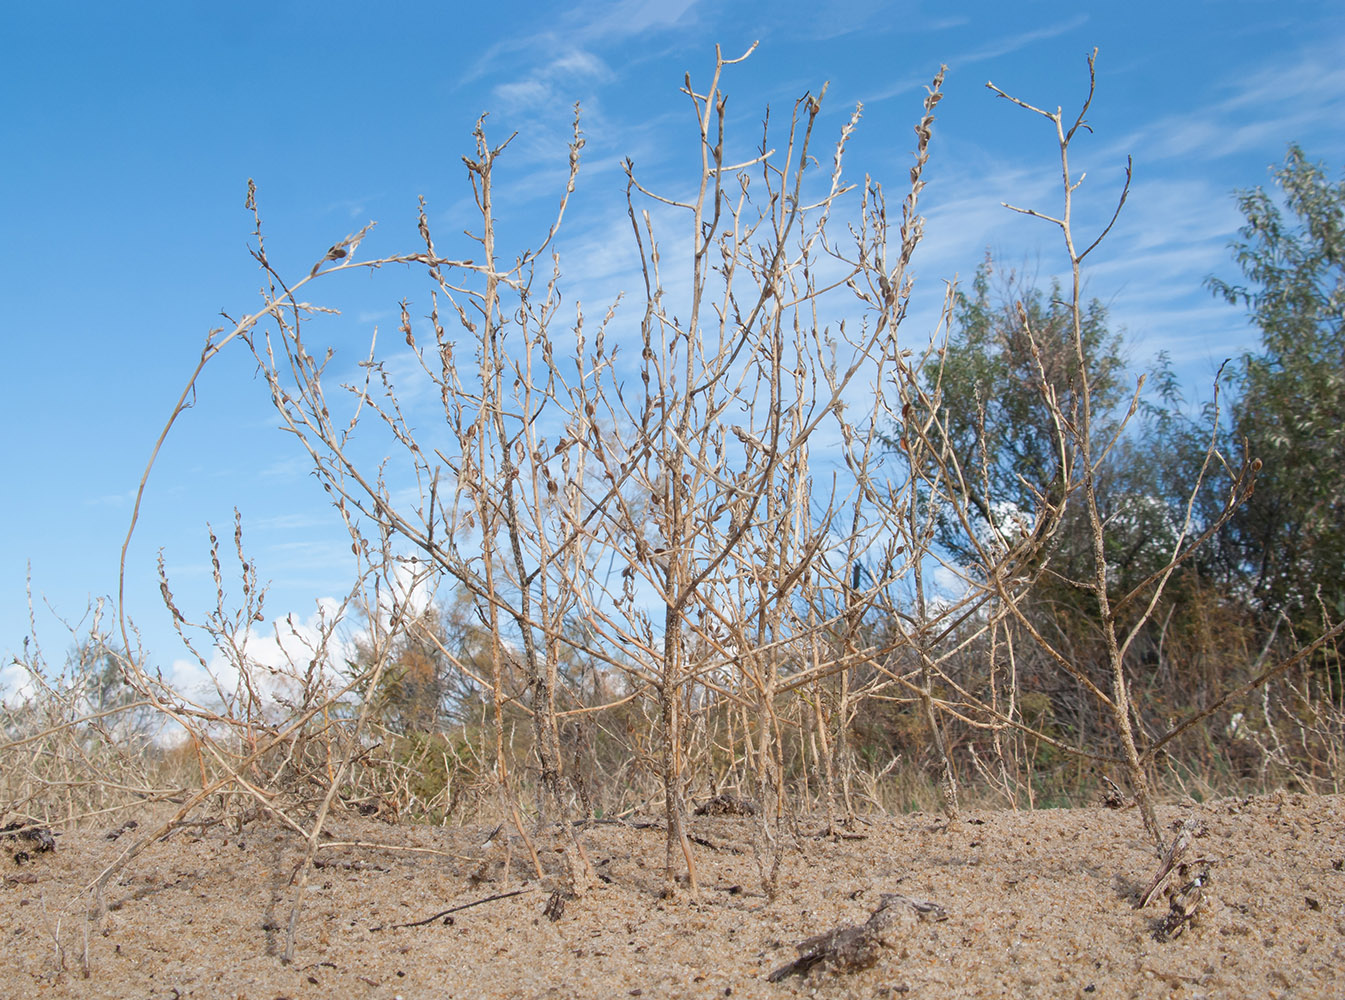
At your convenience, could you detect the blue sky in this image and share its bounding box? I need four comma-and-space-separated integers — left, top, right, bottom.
4, 1, 1343, 681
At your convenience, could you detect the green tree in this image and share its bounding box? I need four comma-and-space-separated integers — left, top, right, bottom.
72, 637, 158, 741
921, 256, 1236, 719
1209, 145, 1345, 624
929, 254, 1126, 565
359, 594, 497, 734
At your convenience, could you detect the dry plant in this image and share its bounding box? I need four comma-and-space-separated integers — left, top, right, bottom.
98, 509, 432, 960
1, 595, 178, 832
216, 44, 970, 901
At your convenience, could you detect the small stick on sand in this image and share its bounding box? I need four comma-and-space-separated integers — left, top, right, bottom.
372, 887, 537, 931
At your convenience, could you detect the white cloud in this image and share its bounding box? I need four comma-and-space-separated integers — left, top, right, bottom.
372, 556, 437, 633
172, 560, 435, 721
0, 659, 39, 706
164, 599, 356, 721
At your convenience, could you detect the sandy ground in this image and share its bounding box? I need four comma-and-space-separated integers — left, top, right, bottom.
2, 792, 1342, 999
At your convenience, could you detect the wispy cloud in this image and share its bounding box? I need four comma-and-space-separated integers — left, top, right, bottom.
249, 512, 329, 532
322, 194, 382, 221
460, 0, 699, 90
1102, 43, 1345, 167
258, 456, 312, 481
589, 0, 699, 36
961, 14, 1090, 68
861, 14, 1090, 106
490, 47, 615, 118
85, 488, 138, 508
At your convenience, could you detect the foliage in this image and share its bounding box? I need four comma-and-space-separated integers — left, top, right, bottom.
358, 593, 499, 735
922, 258, 1209, 633
1209, 145, 1345, 624
927, 253, 1126, 565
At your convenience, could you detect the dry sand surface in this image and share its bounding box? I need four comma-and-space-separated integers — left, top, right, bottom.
3, 792, 1342, 999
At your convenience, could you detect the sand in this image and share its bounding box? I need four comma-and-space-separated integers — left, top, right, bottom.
3, 792, 1342, 999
